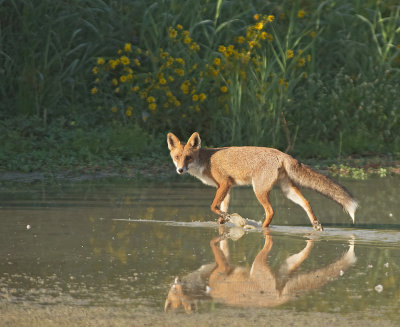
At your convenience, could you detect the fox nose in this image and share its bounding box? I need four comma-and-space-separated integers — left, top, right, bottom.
177, 168, 184, 174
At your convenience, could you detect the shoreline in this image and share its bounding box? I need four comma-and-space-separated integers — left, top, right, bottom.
0, 156, 399, 183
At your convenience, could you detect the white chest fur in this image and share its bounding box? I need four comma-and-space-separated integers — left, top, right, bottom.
188, 163, 217, 187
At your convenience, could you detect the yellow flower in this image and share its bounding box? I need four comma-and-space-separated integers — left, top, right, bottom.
125, 106, 133, 116
254, 14, 260, 21
307, 54, 311, 62
97, 57, 105, 65
147, 96, 156, 103
134, 59, 141, 66
115, 87, 120, 93
175, 68, 185, 76
218, 45, 226, 53
192, 94, 199, 101
120, 75, 127, 83
236, 36, 245, 44
111, 106, 118, 113
168, 75, 174, 82
184, 37, 192, 44
148, 103, 157, 111
190, 42, 200, 51
124, 43, 132, 52
214, 58, 221, 66
286, 49, 294, 58
180, 81, 190, 94
160, 51, 169, 59
120, 56, 130, 65
249, 41, 256, 48
92, 66, 99, 75
255, 22, 264, 30
112, 78, 118, 86
169, 27, 177, 38
297, 57, 306, 67
90, 87, 98, 95
132, 86, 140, 92
159, 78, 167, 85
176, 58, 185, 65
310, 31, 317, 38
195, 105, 200, 112
199, 93, 207, 102
298, 10, 306, 18
267, 15, 275, 23
176, 24, 183, 30
261, 31, 268, 40
109, 59, 119, 69
182, 113, 187, 118
220, 86, 228, 93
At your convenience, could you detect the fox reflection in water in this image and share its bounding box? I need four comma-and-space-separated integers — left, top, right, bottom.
165, 231, 356, 313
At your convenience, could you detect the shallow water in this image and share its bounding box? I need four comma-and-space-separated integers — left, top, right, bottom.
0, 176, 399, 326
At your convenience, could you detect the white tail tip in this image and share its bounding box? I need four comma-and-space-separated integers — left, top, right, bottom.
347, 200, 358, 224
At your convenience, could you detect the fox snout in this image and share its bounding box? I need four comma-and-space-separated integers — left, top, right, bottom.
176, 166, 187, 174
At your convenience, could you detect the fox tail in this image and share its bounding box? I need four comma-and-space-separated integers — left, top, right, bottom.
284, 158, 358, 223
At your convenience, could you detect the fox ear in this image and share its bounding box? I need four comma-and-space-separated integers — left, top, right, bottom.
167, 133, 180, 150
187, 132, 201, 149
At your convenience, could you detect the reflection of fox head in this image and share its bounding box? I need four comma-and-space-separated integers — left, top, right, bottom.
167, 132, 201, 175
164, 277, 197, 314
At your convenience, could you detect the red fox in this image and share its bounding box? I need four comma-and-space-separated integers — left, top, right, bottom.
167, 132, 358, 230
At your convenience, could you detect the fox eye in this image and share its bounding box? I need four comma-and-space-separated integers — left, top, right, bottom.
175, 155, 180, 160
185, 155, 192, 161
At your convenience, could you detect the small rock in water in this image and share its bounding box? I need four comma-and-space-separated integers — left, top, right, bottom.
228, 213, 246, 227
374, 284, 383, 293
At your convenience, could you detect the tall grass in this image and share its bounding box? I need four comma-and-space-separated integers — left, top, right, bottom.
1, 0, 400, 163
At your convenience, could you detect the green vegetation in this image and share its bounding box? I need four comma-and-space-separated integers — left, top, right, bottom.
1, 0, 400, 174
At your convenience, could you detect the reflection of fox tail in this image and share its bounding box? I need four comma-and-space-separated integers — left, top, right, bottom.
284, 158, 358, 223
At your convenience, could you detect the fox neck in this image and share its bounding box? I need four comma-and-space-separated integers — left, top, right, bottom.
187, 152, 217, 187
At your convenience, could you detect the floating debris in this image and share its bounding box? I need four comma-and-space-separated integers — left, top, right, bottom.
374, 284, 383, 293
26, 225, 31, 230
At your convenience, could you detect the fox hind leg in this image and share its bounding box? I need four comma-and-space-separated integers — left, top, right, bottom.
280, 177, 323, 231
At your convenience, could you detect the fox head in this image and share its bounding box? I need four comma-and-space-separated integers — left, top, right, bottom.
167, 132, 201, 175
164, 277, 197, 314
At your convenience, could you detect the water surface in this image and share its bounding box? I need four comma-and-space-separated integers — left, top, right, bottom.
0, 177, 399, 326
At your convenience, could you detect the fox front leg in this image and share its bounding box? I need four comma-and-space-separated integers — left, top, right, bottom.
211, 183, 232, 224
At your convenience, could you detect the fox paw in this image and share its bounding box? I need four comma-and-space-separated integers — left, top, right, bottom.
218, 213, 229, 224
312, 221, 324, 231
